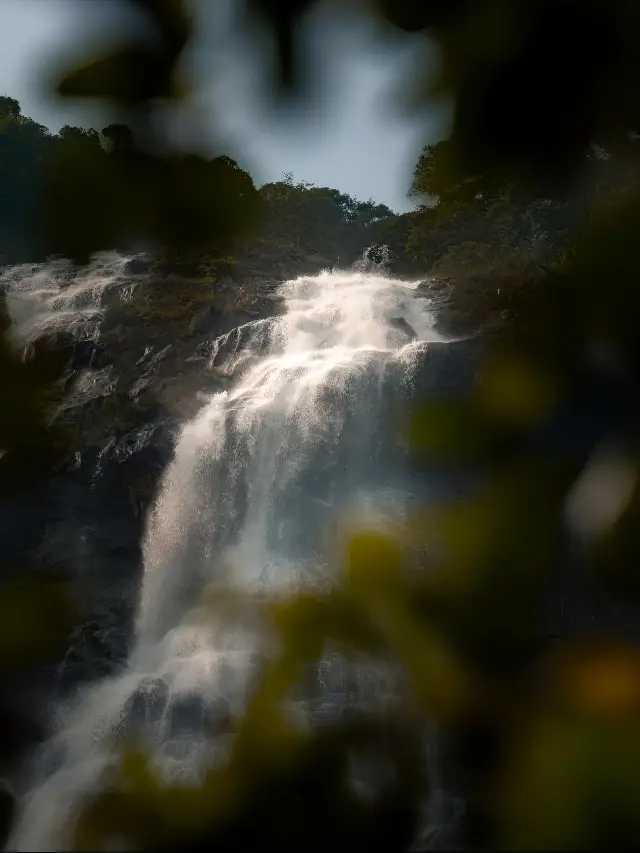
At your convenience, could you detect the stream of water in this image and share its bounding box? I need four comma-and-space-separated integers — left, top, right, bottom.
7, 264, 455, 850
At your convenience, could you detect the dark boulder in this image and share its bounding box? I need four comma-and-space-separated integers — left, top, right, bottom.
123, 678, 170, 727
388, 316, 418, 340
123, 256, 153, 276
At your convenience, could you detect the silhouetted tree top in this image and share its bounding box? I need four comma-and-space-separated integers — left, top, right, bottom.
101, 123, 134, 154
0, 96, 20, 118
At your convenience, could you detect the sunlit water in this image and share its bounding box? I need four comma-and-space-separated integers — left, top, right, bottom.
0, 252, 135, 343
8, 263, 457, 850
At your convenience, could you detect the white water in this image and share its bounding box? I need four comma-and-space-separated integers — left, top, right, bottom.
10, 265, 450, 851
0, 252, 135, 343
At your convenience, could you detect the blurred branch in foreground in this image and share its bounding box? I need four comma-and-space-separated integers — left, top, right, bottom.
3, 1, 640, 850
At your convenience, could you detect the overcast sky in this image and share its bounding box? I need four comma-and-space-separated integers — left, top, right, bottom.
0, 0, 448, 212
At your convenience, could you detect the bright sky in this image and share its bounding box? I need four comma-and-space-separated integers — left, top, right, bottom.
0, 0, 448, 212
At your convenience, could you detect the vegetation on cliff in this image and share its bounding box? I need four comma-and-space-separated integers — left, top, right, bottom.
6, 90, 640, 350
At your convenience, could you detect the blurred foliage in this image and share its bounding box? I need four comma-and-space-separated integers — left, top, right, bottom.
3, 0, 640, 851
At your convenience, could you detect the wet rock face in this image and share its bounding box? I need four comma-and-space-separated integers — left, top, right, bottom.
48, 422, 176, 690
0, 420, 176, 741
0, 253, 497, 818
415, 276, 505, 339
123, 257, 153, 277
1, 262, 490, 701
0, 255, 292, 762
123, 678, 170, 731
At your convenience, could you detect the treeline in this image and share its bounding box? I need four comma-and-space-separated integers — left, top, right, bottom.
0, 95, 398, 270
0, 95, 260, 266
4, 92, 640, 301
380, 133, 640, 283
255, 174, 395, 267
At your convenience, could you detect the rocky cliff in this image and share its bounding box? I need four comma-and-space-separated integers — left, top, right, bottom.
0, 251, 287, 766
0, 251, 485, 798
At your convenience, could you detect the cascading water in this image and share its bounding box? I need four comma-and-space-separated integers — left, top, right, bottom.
10, 266, 454, 851
1, 252, 135, 343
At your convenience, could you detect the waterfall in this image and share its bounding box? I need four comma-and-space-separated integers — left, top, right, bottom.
10, 266, 452, 851
1, 252, 134, 344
